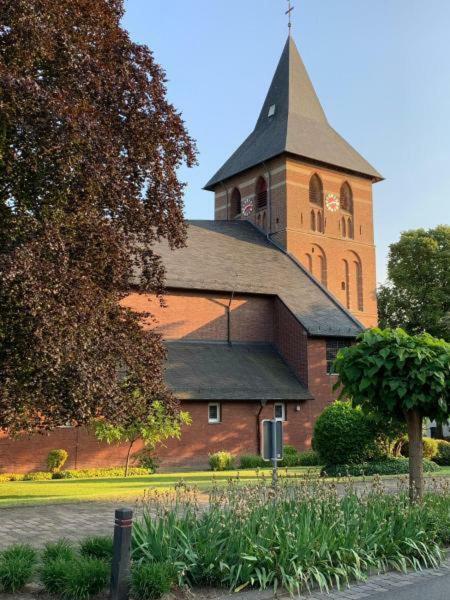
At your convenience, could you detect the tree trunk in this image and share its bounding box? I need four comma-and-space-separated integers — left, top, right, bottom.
406, 409, 423, 502
124, 440, 135, 478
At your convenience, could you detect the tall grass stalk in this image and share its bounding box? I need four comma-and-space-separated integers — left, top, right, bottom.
132, 476, 449, 595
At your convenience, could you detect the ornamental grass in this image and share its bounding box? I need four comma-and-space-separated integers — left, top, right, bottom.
132, 476, 449, 595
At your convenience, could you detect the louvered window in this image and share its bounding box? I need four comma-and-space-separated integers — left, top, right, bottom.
309, 174, 323, 206
255, 177, 267, 209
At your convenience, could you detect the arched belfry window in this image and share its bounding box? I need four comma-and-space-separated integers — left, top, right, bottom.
340, 182, 353, 213
255, 176, 267, 209
309, 174, 323, 206
341, 216, 347, 238
230, 188, 241, 218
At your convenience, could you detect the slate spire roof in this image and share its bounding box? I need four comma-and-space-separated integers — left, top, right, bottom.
205, 36, 381, 190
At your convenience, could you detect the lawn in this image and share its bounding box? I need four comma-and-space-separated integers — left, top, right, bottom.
0, 465, 449, 507
0, 467, 318, 506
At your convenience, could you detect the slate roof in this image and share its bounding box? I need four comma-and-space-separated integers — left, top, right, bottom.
165, 342, 312, 401
205, 36, 381, 190
156, 220, 364, 338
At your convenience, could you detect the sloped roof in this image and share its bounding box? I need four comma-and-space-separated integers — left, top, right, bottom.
165, 341, 312, 401
205, 36, 381, 190
156, 220, 364, 338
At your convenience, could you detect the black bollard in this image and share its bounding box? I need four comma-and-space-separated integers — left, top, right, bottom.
110, 508, 133, 600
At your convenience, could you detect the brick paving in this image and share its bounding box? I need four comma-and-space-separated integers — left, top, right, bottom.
0, 502, 136, 548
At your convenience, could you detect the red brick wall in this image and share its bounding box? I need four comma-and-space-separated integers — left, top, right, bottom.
273, 299, 308, 385
122, 291, 274, 343
0, 399, 316, 472
0, 428, 145, 474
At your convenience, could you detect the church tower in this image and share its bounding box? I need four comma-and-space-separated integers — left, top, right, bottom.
204, 37, 382, 328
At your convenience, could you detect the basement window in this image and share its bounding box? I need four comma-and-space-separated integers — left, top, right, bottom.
326, 339, 351, 375
208, 403, 221, 424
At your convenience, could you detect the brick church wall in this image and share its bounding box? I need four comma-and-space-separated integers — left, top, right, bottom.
122, 291, 274, 343
0, 290, 338, 473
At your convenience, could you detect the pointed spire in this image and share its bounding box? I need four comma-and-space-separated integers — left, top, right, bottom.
205, 37, 381, 190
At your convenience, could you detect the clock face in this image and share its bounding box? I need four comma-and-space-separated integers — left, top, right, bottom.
241, 197, 253, 216
325, 192, 340, 212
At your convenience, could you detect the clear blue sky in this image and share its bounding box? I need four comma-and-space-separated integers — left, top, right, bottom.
123, 0, 450, 283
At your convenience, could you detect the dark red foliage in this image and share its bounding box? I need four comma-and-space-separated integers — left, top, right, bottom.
0, 0, 197, 433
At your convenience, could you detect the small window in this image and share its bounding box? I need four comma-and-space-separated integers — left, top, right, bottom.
274, 402, 286, 421
208, 402, 221, 423
326, 339, 351, 375
268, 104, 276, 117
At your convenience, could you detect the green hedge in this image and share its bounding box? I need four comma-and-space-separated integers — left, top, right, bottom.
239, 455, 266, 469
0, 466, 150, 482
322, 457, 440, 477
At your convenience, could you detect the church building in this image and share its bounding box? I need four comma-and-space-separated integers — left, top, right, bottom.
0, 36, 382, 472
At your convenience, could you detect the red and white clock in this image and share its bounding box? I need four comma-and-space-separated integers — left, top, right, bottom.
241, 197, 254, 216
325, 192, 340, 212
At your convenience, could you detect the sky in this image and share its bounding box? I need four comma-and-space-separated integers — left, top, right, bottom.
122, 0, 450, 283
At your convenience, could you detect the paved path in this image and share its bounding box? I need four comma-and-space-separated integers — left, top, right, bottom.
0, 502, 134, 548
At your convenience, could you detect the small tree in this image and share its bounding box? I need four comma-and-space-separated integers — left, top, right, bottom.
93, 399, 191, 476
334, 328, 450, 502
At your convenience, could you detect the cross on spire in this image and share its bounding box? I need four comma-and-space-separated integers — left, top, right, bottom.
285, 0, 294, 34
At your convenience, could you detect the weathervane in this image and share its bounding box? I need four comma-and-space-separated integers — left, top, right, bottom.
285, 0, 294, 33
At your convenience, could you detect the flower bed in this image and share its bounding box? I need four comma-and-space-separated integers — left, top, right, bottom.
132, 478, 450, 595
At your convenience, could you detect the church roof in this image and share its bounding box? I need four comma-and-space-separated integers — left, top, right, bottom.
165, 341, 312, 401
156, 220, 364, 338
205, 36, 381, 190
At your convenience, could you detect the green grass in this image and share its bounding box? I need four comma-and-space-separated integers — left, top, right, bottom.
0, 466, 448, 507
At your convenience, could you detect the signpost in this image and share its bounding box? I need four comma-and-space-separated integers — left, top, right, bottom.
262, 419, 283, 485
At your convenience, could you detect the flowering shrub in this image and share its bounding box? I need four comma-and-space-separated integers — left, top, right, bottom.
133, 478, 449, 595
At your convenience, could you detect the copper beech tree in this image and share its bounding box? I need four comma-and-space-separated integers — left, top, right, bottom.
0, 0, 196, 433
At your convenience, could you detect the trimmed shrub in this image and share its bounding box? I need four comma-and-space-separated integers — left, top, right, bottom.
401, 437, 439, 460
435, 440, 450, 466
297, 450, 321, 466
0, 545, 37, 592
42, 540, 76, 563
239, 454, 266, 469
135, 449, 159, 473
41, 557, 109, 600
47, 449, 69, 473
322, 457, 440, 477
313, 401, 378, 465
0, 466, 150, 482
131, 562, 176, 600
59, 467, 149, 479
80, 536, 113, 561
209, 451, 235, 471
279, 444, 300, 467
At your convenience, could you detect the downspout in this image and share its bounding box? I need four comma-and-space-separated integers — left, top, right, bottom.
256, 401, 267, 455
